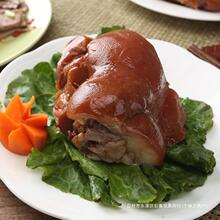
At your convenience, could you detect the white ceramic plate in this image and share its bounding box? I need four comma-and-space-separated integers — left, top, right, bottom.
0, 37, 220, 220
0, 0, 52, 66
130, 0, 220, 21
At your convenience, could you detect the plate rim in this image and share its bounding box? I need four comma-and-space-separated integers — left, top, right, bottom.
0, 0, 52, 67
130, 0, 220, 21
0, 36, 220, 220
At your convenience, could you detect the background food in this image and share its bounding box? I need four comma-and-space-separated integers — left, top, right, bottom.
0, 0, 29, 40
168, 0, 220, 11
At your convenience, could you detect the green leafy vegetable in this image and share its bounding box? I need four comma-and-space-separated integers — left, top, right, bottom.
181, 98, 213, 146
6, 48, 215, 207
65, 141, 157, 204
141, 165, 174, 203
167, 98, 215, 174
27, 127, 119, 206
142, 161, 208, 201
27, 127, 67, 169
108, 164, 157, 203
5, 53, 61, 125
65, 141, 108, 180
34, 94, 56, 125
5, 62, 55, 104
50, 52, 62, 71
89, 176, 120, 206
27, 126, 93, 201
159, 163, 207, 194
42, 157, 92, 200
100, 25, 126, 34
167, 145, 215, 174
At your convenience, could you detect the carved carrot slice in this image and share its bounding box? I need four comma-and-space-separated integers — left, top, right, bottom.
23, 96, 35, 119
25, 114, 48, 127
0, 112, 19, 147
0, 96, 48, 155
22, 124, 48, 149
8, 127, 33, 155
5, 96, 24, 123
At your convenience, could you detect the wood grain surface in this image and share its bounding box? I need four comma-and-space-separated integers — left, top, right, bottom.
0, 181, 56, 220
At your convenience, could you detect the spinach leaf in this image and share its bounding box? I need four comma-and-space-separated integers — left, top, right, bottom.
167, 99, 215, 174
159, 163, 207, 195
142, 161, 208, 201
89, 176, 120, 207
108, 164, 157, 204
4, 53, 61, 123
167, 145, 215, 174
42, 157, 92, 200
33, 94, 55, 125
100, 25, 126, 34
5, 62, 55, 104
50, 53, 62, 71
65, 141, 108, 180
26, 127, 67, 169
141, 165, 174, 203
181, 98, 213, 146
66, 141, 157, 204
27, 126, 93, 201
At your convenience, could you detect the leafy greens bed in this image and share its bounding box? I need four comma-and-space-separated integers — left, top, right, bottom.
4, 29, 216, 207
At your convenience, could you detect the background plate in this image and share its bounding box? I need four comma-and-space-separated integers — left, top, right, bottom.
0, 37, 220, 220
0, 0, 52, 66
130, 0, 220, 21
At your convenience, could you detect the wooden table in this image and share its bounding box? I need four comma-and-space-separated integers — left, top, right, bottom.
0, 180, 56, 220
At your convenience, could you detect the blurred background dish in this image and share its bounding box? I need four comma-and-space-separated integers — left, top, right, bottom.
167, 0, 220, 11
130, 0, 220, 21
0, 0, 52, 66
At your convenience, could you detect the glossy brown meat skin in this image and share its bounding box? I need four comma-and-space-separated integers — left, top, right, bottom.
170, 0, 220, 11
54, 30, 186, 165
54, 36, 92, 134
